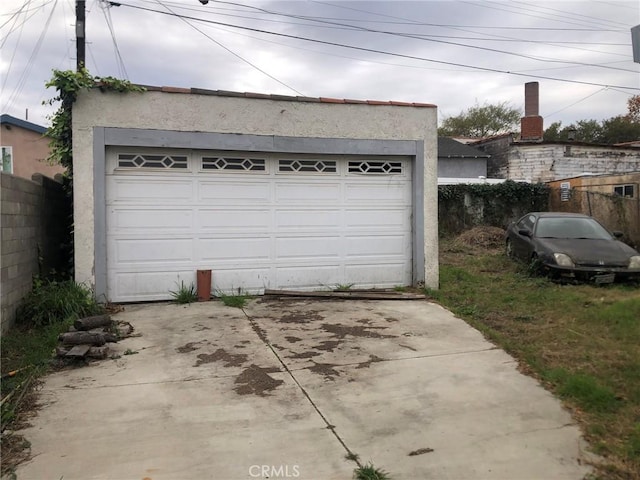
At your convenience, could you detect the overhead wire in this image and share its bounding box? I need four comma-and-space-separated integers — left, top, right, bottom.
545, 87, 609, 118
99, 0, 129, 78
1, 0, 33, 95
111, 1, 640, 91
152, 0, 304, 96
309, 1, 627, 31
2, 0, 59, 113
208, 0, 635, 70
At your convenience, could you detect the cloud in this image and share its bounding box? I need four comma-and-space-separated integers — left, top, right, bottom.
1, 0, 637, 128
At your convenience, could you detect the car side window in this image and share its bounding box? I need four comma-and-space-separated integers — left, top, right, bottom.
516, 215, 535, 232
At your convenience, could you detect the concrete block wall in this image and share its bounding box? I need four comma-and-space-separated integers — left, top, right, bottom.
1, 172, 69, 334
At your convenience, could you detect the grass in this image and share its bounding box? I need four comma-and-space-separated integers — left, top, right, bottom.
169, 281, 198, 304
216, 288, 251, 308
2, 279, 104, 477
334, 283, 355, 291
430, 239, 640, 479
353, 463, 392, 480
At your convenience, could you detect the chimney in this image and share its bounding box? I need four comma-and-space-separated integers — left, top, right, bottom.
520, 82, 543, 141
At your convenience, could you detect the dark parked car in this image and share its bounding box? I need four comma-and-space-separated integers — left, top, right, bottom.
505, 212, 640, 284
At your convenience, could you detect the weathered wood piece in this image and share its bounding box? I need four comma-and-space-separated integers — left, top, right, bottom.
264, 289, 426, 300
87, 346, 110, 359
74, 314, 112, 331
65, 345, 91, 357
58, 332, 107, 346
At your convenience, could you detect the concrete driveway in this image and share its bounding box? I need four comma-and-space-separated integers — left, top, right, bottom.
15, 298, 592, 480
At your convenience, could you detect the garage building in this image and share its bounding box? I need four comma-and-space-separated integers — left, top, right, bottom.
72, 87, 438, 302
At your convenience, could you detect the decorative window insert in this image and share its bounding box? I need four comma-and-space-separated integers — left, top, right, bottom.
118, 154, 187, 169
560, 182, 571, 201
348, 160, 402, 174
614, 185, 634, 198
278, 159, 337, 173
202, 157, 265, 171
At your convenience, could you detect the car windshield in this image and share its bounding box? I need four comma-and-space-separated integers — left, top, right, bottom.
535, 217, 613, 240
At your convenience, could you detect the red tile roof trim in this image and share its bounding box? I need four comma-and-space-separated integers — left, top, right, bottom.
124, 84, 435, 108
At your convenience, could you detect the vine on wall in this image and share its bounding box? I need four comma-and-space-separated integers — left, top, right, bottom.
438, 181, 549, 235
43, 69, 144, 276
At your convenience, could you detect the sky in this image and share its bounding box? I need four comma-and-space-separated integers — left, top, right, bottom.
1, 0, 639, 130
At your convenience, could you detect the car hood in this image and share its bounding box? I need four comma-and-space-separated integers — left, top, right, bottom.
536, 238, 636, 266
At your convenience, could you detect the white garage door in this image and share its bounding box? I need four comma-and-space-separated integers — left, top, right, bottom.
105, 148, 413, 302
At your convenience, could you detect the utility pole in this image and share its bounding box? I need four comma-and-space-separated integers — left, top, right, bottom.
76, 0, 86, 70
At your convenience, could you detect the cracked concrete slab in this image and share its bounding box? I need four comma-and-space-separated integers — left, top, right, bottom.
14, 299, 594, 480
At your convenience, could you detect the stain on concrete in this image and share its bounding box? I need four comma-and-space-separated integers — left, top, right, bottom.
321, 323, 396, 339
385, 317, 399, 323
408, 448, 434, 456
357, 319, 373, 325
176, 342, 203, 353
309, 362, 341, 380
279, 311, 324, 324
234, 364, 283, 396
314, 340, 340, 352
249, 320, 269, 343
287, 351, 321, 360
194, 323, 211, 331
194, 349, 248, 367
285, 336, 302, 343
356, 355, 384, 369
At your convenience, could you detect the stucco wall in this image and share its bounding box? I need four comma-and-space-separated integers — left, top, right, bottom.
0, 124, 64, 180
72, 89, 439, 289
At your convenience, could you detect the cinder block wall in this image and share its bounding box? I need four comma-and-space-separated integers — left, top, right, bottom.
1, 172, 69, 334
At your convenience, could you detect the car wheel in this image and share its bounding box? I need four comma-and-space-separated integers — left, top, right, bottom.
506, 239, 514, 258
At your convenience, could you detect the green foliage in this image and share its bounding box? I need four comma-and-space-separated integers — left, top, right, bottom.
438, 181, 549, 235
438, 101, 521, 137
217, 289, 251, 308
169, 281, 198, 304
545, 368, 620, 413
16, 278, 104, 328
543, 98, 640, 145
353, 463, 392, 480
44, 68, 145, 174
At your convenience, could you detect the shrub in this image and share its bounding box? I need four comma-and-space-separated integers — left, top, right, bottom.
17, 279, 103, 327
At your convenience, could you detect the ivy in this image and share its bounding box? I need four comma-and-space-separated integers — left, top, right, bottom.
43, 68, 144, 175
42, 69, 144, 276
438, 181, 549, 235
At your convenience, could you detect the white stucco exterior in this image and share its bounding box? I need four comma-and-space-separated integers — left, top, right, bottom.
72, 88, 439, 293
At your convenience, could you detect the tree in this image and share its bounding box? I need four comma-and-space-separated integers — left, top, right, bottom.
438, 101, 521, 137
543, 99, 640, 144
626, 95, 640, 123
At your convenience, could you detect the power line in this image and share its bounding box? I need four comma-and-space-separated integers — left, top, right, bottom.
546, 87, 609, 118
209, 0, 636, 71
111, 1, 640, 91
309, 0, 628, 31
152, 0, 304, 96
99, 0, 129, 78
2, 0, 59, 112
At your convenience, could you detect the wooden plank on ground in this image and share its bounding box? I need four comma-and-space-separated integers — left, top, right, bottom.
65, 345, 91, 357
263, 289, 426, 300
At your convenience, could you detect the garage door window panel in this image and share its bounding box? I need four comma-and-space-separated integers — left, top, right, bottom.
201, 157, 266, 172
348, 160, 402, 174
278, 159, 337, 173
117, 153, 188, 169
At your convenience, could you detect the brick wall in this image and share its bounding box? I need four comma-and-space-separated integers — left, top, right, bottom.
1, 172, 69, 333
476, 138, 640, 182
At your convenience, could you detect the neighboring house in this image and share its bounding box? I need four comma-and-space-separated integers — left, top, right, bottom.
437, 137, 490, 181
547, 172, 640, 247
548, 172, 640, 199
469, 83, 640, 182
0, 114, 64, 180
71, 86, 439, 302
